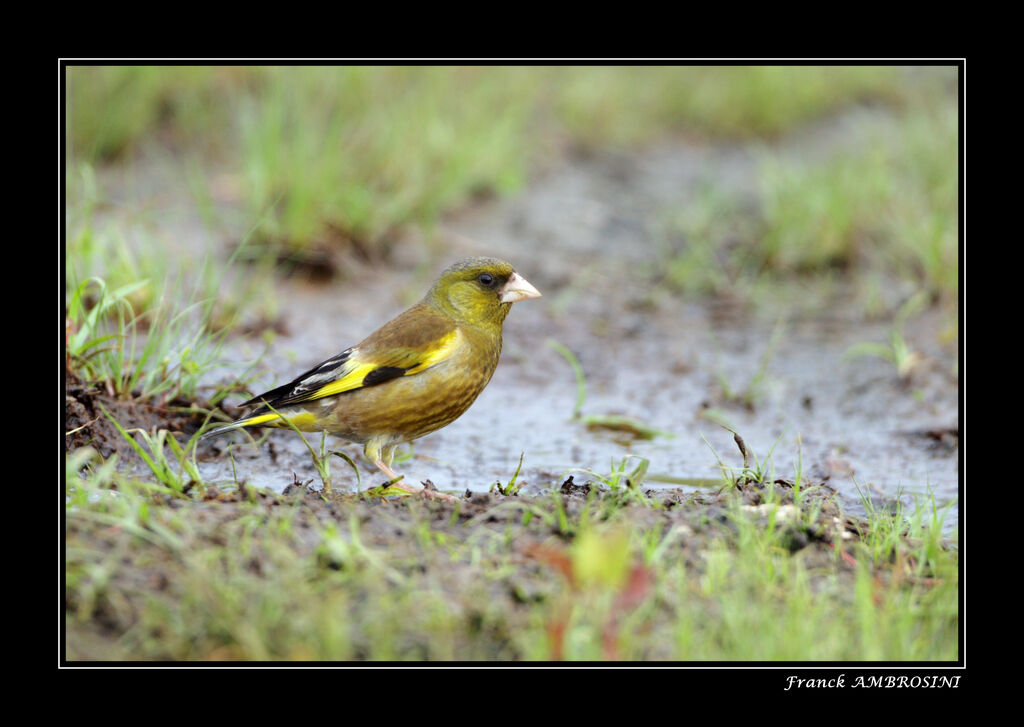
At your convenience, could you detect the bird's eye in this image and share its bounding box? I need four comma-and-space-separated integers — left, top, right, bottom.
477, 273, 495, 287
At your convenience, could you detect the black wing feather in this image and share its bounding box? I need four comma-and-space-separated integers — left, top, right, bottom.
239, 348, 354, 412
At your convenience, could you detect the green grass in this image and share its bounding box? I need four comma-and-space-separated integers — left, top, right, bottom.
236, 67, 536, 252
65, 273, 231, 403
65, 429, 958, 661
66, 65, 953, 259
68, 66, 940, 161
551, 65, 931, 145
760, 104, 957, 299
66, 66, 233, 162
65, 65, 958, 343
843, 291, 929, 381
662, 98, 958, 312
65, 164, 282, 404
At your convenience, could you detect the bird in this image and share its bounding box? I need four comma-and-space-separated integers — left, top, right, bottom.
202, 257, 541, 501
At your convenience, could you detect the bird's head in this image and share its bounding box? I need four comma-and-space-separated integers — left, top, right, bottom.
427, 257, 541, 329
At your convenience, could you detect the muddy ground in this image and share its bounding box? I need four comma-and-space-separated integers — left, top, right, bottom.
67, 462, 912, 660
131, 105, 956, 528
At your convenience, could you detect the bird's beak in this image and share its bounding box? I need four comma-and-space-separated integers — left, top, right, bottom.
498, 272, 542, 303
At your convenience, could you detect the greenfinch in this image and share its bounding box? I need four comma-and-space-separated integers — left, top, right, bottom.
203, 257, 541, 500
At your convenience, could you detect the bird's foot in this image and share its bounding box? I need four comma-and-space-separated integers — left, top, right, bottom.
388, 478, 459, 503
374, 460, 459, 502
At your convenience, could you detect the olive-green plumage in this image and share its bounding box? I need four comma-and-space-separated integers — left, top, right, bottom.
202, 257, 541, 498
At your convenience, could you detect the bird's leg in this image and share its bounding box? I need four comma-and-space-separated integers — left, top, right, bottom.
372, 458, 458, 503
375, 457, 401, 481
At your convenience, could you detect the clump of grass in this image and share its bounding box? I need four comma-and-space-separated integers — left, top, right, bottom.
755, 103, 958, 302
851, 478, 957, 572
883, 105, 959, 303
661, 183, 762, 296
237, 67, 536, 255
65, 175, 281, 405
491, 452, 526, 496
757, 147, 894, 273
65, 273, 231, 403
843, 291, 928, 381
662, 96, 958, 313
568, 455, 651, 494
66, 161, 282, 331
702, 426, 787, 489
100, 403, 206, 495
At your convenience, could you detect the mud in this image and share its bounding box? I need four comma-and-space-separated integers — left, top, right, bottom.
65, 372, 206, 460
67, 468, 925, 661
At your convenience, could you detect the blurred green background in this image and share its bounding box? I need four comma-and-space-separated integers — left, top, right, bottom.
65, 64, 959, 329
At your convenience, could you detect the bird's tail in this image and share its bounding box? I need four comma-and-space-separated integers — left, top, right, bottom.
200, 410, 315, 440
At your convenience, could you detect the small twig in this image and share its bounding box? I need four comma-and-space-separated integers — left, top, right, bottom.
733, 430, 750, 470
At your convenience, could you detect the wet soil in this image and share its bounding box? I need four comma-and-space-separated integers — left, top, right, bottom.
67, 469, 925, 661
65, 371, 206, 460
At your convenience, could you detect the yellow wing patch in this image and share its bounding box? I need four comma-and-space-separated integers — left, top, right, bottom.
307, 329, 462, 400
402, 328, 464, 374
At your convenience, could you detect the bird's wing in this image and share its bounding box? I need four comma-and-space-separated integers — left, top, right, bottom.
241, 303, 461, 412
